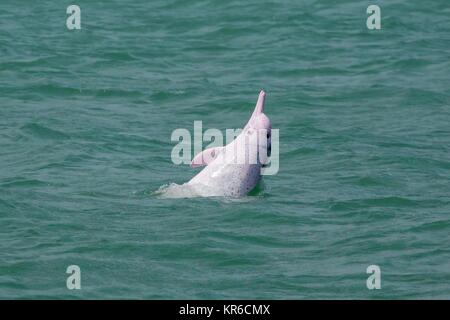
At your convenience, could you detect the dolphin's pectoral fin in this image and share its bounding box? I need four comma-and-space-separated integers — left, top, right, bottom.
190, 146, 224, 168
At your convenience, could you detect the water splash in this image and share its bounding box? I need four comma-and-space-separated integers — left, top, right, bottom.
154, 181, 266, 199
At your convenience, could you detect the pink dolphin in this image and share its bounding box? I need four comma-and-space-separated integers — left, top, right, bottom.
187, 90, 272, 197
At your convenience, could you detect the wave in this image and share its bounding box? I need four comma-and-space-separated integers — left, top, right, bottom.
21, 123, 69, 140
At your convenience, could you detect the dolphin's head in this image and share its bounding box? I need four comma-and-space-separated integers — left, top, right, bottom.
244, 90, 272, 159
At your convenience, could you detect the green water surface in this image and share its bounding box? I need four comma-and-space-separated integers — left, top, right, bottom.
0, 0, 449, 299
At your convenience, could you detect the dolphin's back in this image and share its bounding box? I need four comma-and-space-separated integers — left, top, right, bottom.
188, 162, 261, 197
187, 137, 262, 197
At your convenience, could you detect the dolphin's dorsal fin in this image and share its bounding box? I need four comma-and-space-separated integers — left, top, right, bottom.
190, 146, 224, 168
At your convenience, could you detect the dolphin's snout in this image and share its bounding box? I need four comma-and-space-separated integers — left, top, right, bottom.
254, 90, 265, 115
